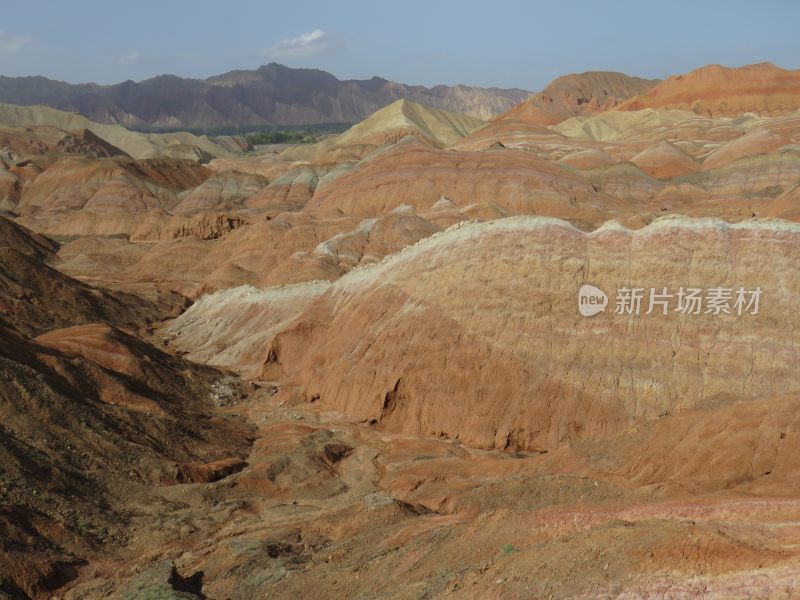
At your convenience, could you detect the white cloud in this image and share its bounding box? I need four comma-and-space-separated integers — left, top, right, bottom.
261, 29, 344, 60
117, 52, 142, 65
0, 30, 33, 54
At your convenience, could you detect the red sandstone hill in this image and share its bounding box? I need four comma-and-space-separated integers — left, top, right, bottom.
260, 216, 800, 452
617, 62, 800, 116
494, 71, 659, 125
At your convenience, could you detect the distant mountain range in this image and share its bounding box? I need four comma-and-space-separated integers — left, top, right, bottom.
0, 63, 531, 132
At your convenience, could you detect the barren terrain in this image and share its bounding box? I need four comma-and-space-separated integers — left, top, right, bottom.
1, 61, 800, 599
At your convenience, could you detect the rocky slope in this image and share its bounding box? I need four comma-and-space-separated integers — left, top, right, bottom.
0, 218, 253, 598
0, 215, 181, 336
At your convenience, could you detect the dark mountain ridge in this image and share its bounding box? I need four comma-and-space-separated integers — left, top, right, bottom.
0, 63, 532, 131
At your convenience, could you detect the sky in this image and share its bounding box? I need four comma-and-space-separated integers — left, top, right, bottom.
1, 0, 798, 91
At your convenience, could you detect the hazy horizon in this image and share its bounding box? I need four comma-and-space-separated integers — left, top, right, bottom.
1, 0, 798, 90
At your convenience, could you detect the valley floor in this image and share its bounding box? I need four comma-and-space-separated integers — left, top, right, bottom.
62, 378, 800, 599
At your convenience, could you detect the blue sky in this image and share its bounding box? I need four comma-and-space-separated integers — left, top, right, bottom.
1, 0, 798, 90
